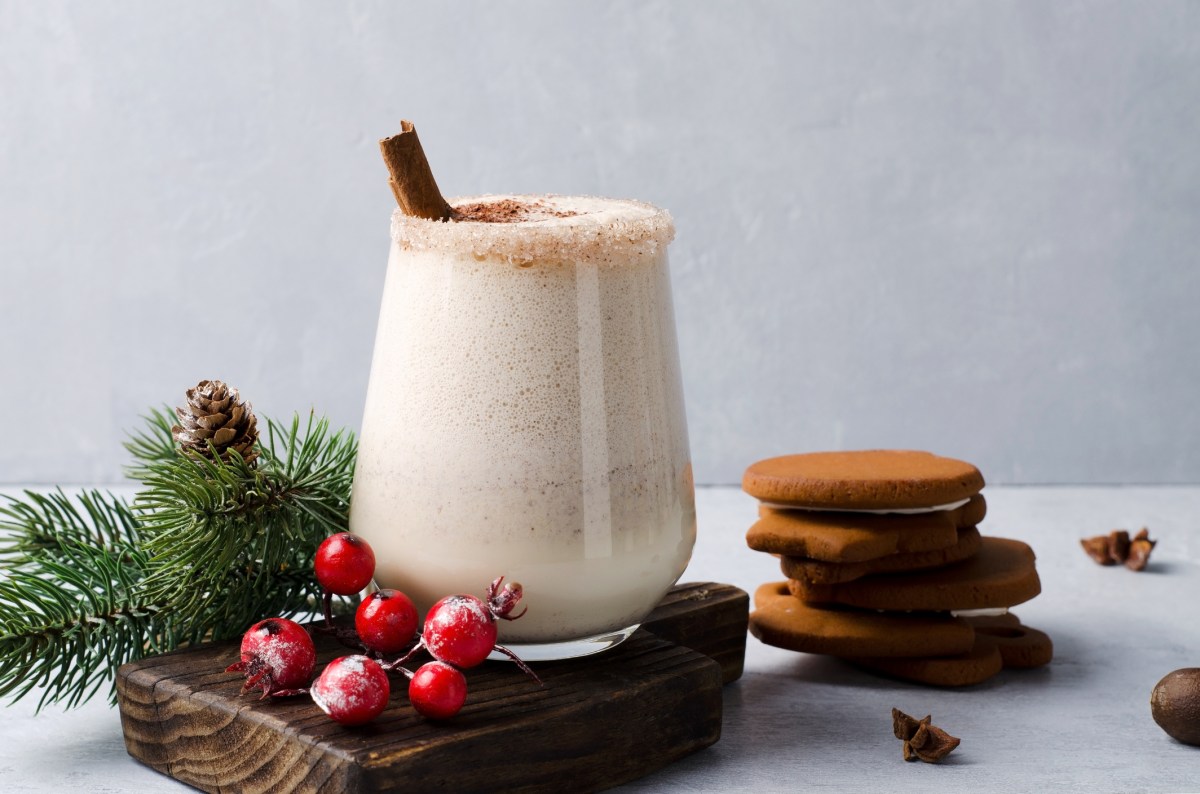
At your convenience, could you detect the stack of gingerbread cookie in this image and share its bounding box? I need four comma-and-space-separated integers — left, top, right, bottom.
743, 450, 1052, 686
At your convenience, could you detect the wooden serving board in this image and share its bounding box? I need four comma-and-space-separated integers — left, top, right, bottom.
117, 582, 748, 794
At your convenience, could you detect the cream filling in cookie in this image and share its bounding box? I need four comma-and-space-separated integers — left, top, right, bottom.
759, 498, 972, 515
950, 607, 1010, 618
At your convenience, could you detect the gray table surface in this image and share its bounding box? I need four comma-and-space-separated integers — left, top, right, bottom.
3, 484, 1200, 792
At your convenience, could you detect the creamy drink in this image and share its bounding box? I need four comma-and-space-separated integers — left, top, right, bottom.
350, 194, 695, 657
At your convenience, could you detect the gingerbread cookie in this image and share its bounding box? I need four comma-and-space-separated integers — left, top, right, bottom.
781, 525, 982, 585
743, 450, 984, 510
843, 615, 1052, 685
844, 634, 1004, 687
789, 537, 1041, 611
749, 582, 976, 658
965, 614, 1054, 669
747, 495, 985, 562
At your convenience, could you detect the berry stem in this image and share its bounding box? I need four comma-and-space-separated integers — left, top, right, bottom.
492, 644, 543, 686
381, 641, 425, 672
313, 593, 371, 651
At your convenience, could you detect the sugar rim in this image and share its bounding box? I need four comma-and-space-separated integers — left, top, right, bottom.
389, 194, 675, 266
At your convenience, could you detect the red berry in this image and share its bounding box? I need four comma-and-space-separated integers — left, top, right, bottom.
225, 617, 315, 697
355, 589, 418, 655
394, 577, 540, 686
408, 661, 468, 720
310, 655, 390, 726
422, 594, 498, 669
315, 532, 376, 595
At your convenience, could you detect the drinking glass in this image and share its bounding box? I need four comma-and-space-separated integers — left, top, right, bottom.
349, 195, 695, 660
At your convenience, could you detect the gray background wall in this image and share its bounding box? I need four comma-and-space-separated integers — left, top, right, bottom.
2, 1, 1198, 486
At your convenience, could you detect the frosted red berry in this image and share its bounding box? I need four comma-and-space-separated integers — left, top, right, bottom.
385, 576, 541, 688
310, 655, 390, 726
314, 532, 376, 595
356, 589, 418, 655
422, 594, 498, 669
408, 661, 468, 720
225, 617, 315, 698
398, 576, 539, 685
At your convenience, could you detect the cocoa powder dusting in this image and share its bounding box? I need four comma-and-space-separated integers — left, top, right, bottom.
452, 199, 579, 223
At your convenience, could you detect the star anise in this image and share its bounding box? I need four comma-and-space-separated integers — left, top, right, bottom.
1080, 527, 1156, 571
1125, 528, 1157, 571
892, 708, 960, 763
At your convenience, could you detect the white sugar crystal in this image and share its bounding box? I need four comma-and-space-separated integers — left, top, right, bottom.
390, 194, 675, 267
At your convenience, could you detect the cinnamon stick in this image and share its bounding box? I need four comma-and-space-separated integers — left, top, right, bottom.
378, 120, 453, 221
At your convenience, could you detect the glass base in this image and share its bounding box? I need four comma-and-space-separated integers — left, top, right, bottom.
489, 624, 640, 662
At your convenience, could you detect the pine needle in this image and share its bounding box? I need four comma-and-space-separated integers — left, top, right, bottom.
122, 406, 178, 480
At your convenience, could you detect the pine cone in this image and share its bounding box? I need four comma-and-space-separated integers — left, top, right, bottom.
171, 380, 260, 465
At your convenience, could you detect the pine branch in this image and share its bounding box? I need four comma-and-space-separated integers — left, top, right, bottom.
0, 488, 140, 562
0, 407, 357, 711
135, 413, 355, 631
137, 410, 350, 585
261, 413, 357, 534
0, 512, 169, 710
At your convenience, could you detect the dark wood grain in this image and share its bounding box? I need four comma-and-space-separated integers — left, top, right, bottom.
117, 582, 748, 794
641, 582, 749, 684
